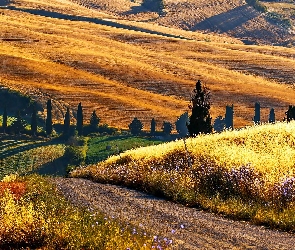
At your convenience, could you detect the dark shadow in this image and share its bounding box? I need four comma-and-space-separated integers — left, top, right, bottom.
0, 138, 61, 160
0, 6, 188, 40
193, 5, 259, 33
36, 156, 68, 176
124, 1, 163, 16
0, 0, 9, 6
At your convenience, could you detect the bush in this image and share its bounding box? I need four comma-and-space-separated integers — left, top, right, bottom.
128, 118, 143, 135
64, 145, 86, 166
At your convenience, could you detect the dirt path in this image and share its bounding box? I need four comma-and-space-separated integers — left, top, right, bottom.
53, 177, 295, 249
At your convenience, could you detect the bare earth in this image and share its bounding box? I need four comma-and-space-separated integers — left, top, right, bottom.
53, 177, 295, 249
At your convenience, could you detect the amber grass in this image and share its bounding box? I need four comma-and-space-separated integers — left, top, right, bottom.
72, 121, 295, 232
1, 2, 295, 129
0, 174, 164, 249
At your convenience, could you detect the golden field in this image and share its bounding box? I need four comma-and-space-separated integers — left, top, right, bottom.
72, 121, 295, 230
0, 0, 295, 129
73, 121, 295, 185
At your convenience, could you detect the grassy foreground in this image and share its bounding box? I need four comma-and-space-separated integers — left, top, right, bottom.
72, 121, 295, 232
0, 174, 166, 249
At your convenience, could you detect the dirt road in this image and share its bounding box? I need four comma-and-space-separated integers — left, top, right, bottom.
53, 178, 295, 249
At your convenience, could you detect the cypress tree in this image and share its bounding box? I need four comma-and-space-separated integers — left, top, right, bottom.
90, 110, 99, 129
150, 118, 156, 136
187, 80, 212, 136
63, 107, 70, 137
31, 104, 37, 136
76, 102, 83, 136
2, 106, 7, 133
46, 99, 52, 136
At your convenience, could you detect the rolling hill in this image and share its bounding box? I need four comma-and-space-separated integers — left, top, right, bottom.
0, 0, 295, 130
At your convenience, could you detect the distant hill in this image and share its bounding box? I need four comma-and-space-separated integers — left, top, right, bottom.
70, 0, 295, 46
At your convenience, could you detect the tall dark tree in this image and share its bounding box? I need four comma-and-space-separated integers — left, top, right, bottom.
150, 118, 156, 136
2, 106, 7, 133
31, 104, 37, 136
187, 80, 212, 136
45, 99, 52, 136
90, 110, 100, 129
285, 105, 295, 122
76, 102, 83, 136
11, 111, 26, 134
63, 107, 70, 137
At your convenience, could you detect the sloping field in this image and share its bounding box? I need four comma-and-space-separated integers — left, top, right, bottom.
0, 0, 295, 129
69, 0, 295, 45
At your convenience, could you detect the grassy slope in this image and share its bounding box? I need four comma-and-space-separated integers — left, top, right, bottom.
72, 121, 295, 231
86, 135, 167, 164
0, 138, 65, 179
0, 0, 295, 130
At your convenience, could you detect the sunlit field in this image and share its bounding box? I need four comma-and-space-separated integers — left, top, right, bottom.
72, 121, 295, 231
0, 174, 167, 249
1, 0, 295, 130
0, 139, 65, 179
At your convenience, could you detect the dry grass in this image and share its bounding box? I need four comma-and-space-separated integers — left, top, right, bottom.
71, 121, 295, 231
0, 0, 295, 129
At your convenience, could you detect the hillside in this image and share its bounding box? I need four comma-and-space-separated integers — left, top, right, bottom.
68, 0, 295, 46
0, 0, 295, 130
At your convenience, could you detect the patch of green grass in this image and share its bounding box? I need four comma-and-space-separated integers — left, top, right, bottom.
86, 135, 166, 164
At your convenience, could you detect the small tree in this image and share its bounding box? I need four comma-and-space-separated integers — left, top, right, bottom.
129, 117, 143, 135
11, 111, 26, 134
253, 102, 260, 125
162, 121, 172, 136
269, 108, 275, 123
76, 102, 83, 136
31, 104, 37, 136
187, 80, 213, 136
46, 99, 52, 136
285, 105, 295, 122
90, 110, 100, 129
150, 118, 156, 136
2, 106, 7, 133
63, 107, 70, 137
175, 112, 189, 137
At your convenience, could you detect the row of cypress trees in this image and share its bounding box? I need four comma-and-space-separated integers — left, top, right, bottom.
0, 80, 212, 137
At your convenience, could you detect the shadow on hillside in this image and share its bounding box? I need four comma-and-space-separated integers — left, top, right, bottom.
0, 138, 61, 160
36, 156, 68, 177
193, 5, 259, 33
124, 0, 164, 16
0, 6, 187, 40
0, 0, 9, 6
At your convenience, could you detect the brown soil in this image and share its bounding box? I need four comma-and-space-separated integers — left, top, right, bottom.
53, 177, 295, 249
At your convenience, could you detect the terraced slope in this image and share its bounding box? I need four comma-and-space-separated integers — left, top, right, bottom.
0, 0, 295, 129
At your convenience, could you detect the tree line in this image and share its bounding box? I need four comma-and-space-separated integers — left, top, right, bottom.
1, 80, 294, 138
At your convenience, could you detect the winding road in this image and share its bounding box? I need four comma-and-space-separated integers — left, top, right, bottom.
53, 177, 295, 249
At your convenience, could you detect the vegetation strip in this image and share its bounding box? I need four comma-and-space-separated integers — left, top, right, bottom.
0, 174, 159, 249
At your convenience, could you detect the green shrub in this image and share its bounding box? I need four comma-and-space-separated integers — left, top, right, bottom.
64, 145, 86, 166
